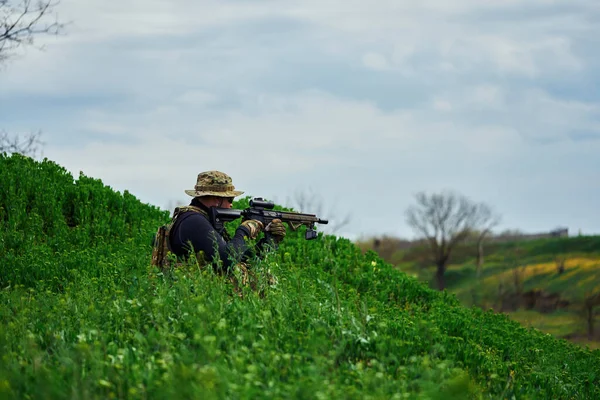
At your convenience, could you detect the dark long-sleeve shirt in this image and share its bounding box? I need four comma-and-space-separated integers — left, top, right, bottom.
168, 201, 267, 271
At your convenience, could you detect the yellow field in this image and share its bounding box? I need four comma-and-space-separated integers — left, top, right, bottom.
478, 257, 600, 300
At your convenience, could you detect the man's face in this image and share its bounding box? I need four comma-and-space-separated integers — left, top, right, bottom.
201, 196, 234, 209
219, 197, 235, 209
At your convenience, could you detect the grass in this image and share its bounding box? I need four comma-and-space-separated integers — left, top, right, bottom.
381, 237, 600, 351
2, 153, 600, 399
508, 310, 600, 351
508, 310, 581, 337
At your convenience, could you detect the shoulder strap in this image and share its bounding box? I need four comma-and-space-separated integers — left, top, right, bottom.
172, 205, 208, 219
151, 206, 208, 269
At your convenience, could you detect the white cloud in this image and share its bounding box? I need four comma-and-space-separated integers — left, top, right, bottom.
362, 52, 391, 71
425, 85, 600, 143
175, 90, 218, 106
44, 86, 591, 198
32, 83, 600, 237
469, 85, 505, 109
432, 99, 453, 112
391, 42, 416, 67
2, 0, 600, 238
459, 35, 583, 77
58, 0, 278, 41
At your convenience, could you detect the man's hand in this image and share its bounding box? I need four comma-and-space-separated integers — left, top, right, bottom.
265, 218, 286, 243
240, 219, 264, 239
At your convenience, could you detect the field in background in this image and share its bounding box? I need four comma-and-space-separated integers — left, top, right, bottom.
358, 235, 600, 350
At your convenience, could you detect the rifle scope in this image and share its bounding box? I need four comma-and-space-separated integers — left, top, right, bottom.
249, 198, 274, 209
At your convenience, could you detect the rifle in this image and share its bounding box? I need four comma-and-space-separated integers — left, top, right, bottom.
210, 198, 328, 240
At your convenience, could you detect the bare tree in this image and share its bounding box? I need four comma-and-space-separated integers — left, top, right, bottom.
0, 129, 43, 156
290, 186, 351, 235
1, 1, 63, 156
473, 207, 501, 279
1, 0, 63, 64
405, 190, 498, 291
583, 292, 600, 340
555, 256, 567, 275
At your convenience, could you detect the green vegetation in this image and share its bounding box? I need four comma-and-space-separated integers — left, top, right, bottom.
1, 153, 600, 399
362, 233, 600, 350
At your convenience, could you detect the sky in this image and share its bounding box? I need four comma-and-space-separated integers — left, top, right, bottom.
1, 0, 599, 240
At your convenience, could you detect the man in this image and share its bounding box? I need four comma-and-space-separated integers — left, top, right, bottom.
167, 170, 286, 272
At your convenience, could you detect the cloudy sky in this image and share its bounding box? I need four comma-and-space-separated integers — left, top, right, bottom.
2, 0, 599, 240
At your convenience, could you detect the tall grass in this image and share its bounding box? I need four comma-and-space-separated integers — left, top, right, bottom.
1, 153, 599, 399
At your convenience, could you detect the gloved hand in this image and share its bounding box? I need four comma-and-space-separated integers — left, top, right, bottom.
240, 219, 264, 240
265, 218, 286, 244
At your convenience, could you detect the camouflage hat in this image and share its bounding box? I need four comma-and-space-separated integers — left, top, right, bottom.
184, 171, 244, 198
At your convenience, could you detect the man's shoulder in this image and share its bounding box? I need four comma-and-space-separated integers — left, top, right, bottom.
177, 208, 209, 224
170, 205, 206, 223
174, 205, 208, 217
169, 208, 213, 245
170, 206, 210, 231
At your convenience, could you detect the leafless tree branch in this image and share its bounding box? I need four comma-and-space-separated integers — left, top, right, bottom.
405, 190, 500, 290
0, 129, 44, 156
0, 0, 63, 63
290, 186, 352, 235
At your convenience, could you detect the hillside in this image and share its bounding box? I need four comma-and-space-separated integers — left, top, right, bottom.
361, 232, 600, 350
1, 153, 600, 399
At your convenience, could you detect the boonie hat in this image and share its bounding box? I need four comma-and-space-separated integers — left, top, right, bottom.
184, 170, 244, 198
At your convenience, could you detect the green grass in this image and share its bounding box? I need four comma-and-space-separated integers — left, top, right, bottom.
387, 235, 600, 352
1, 153, 600, 399
508, 310, 600, 351
508, 310, 581, 338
